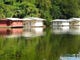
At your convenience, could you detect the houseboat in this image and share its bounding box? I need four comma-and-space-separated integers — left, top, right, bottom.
0, 17, 45, 28
0, 19, 8, 27
69, 18, 80, 26
23, 18, 33, 28
6, 18, 23, 28
23, 17, 45, 28
52, 19, 69, 26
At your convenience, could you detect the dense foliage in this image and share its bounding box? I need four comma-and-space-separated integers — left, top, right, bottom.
0, 0, 80, 21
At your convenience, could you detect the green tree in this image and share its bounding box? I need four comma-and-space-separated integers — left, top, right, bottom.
59, 0, 80, 18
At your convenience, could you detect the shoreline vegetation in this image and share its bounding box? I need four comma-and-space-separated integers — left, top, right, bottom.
0, 0, 80, 22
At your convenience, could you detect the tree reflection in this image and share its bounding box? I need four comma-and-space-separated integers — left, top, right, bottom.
0, 28, 80, 60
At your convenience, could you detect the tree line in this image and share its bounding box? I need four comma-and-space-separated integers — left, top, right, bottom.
0, 0, 80, 21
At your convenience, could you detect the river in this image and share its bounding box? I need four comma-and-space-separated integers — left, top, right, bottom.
0, 26, 80, 60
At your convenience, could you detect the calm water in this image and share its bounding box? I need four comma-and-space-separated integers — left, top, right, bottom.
0, 26, 80, 60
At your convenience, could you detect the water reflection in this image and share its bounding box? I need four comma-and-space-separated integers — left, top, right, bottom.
60, 56, 80, 60
0, 27, 80, 60
52, 26, 69, 34
6, 28, 23, 38
0, 27, 44, 38
60, 53, 80, 60
69, 26, 80, 35
23, 27, 44, 37
52, 26, 80, 35
0, 28, 10, 36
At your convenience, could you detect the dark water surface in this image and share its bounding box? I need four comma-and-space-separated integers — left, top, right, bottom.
0, 27, 80, 60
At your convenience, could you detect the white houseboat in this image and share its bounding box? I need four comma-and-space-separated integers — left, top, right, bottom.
23, 18, 32, 28
52, 19, 69, 26
23, 17, 45, 28
69, 18, 80, 26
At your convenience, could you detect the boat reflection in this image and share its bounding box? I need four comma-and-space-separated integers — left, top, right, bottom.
0, 28, 10, 36
60, 53, 80, 60
0, 27, 44, 38
52, 26, 69, 34
69, 26, 80, 35
52, 26, 80, 35
6, 28, 23, 38
23, 27, 44, 37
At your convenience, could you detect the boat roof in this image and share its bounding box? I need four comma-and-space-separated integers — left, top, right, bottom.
0, 18, 7, 20
23, 18, 32, 20
52, 19, 69, 22
28, 17, 45, 21
6, 17, 45, 21
69, 18, 80, 21
6, 18, 23, 21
